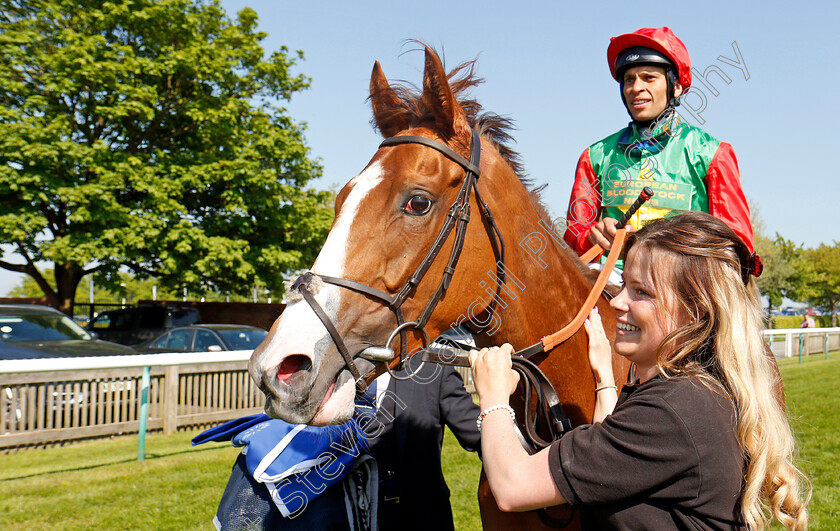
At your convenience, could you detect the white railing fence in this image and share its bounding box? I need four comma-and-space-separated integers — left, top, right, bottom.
0, 351, 262, 450
1, 351, 475, 451
3, 329, 832, 450
763, 327, 840, 359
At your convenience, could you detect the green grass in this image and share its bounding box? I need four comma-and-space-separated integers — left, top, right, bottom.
0, 425, 481, 530
443, 434, 483, 530
0, 432, 241, 530
776, 352, 840, 528
1, 353, 836, 530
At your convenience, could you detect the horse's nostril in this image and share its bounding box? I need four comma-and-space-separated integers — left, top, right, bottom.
277, 355, 311, 381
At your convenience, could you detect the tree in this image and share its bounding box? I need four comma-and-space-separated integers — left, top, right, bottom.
803, 243, 840, 327
754, 233, 810, 323
751, 209, 802, 321
6, 266, 180, 304
0, 0, 333, 315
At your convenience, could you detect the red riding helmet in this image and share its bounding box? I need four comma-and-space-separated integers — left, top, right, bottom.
607, 27, 692, 89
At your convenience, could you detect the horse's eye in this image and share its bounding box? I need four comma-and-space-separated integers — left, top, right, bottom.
403, 195, 433, 215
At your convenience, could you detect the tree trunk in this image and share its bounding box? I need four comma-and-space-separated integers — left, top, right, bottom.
53, 263, 84, 317
766, 300, 774, 328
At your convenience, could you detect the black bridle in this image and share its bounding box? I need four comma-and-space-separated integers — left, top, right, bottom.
291, 127, 582, 502
289, 128, 506, 396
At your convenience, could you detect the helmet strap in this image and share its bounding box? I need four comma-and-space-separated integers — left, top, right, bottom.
665, 69, 681, 108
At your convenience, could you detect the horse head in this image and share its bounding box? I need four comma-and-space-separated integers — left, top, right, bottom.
250, 46, 614, 430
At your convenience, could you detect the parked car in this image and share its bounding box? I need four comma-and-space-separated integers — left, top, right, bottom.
0, 304, 137, 360
134, 324, 268, 353
85, 305, 201, 346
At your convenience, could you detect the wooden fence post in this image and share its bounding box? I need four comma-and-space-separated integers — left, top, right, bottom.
164, 365, 179, 434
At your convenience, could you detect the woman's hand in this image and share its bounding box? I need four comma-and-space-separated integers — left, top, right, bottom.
584, 307, 614, 386
584, 307, 618, 422
469, 343, 520, 407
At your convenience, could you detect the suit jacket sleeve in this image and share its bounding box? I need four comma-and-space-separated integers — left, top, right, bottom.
439, 366, 481, 454
706, 142, 754, 252
563, 148, 602, 255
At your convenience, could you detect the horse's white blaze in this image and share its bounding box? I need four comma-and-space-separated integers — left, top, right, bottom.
258, 163, 385, 375
257, 299, 329, 373
312, 162, 384, 277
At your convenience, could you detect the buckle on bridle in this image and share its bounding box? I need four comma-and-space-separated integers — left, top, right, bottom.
358, 321, 430, 382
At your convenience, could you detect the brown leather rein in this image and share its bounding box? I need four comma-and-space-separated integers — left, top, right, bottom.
424, 188, 653, 451
428, 186, 652, 364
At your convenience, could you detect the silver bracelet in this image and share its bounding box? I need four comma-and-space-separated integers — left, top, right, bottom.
595, 384, 618, 392
476, 404, 516, 431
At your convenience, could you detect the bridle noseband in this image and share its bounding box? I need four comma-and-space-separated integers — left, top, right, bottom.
289, 128, 506, 396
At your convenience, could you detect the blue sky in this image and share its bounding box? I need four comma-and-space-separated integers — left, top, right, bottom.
2, 0, 838, 295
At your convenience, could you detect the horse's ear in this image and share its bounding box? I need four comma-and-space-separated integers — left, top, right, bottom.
370, 61, 407, 138
421, 47, 471, 149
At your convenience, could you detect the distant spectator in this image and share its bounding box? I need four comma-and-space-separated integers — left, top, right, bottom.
800, 311, 816, 328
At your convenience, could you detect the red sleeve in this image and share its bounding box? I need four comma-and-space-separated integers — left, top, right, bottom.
563, 149, 601, 255
706, 143, 754, 252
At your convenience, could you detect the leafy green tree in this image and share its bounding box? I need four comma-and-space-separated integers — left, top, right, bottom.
754, 233, 810, 323
803, 243, 840, 327
751, 211, 799, 322
0, 0, 333, 315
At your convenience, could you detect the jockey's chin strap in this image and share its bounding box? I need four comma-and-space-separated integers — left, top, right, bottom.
289, 128, 507, 397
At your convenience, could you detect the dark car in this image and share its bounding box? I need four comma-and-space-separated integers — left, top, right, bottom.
0, 304, 137, 360
85, 305, 201, 346
135, 324, 268, 353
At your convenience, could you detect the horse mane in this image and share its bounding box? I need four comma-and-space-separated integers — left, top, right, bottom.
370, 46, 597, 284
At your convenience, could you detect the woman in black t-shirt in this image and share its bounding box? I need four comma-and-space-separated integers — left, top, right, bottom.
470, 211, 809, 530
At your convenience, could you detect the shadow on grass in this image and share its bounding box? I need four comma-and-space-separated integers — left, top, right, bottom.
0, 444, 228, 482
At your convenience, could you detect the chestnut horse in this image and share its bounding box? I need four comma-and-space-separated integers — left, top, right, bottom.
249, 47, 630, 530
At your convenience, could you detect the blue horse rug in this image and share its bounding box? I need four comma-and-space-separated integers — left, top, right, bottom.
193, 412, 371, 519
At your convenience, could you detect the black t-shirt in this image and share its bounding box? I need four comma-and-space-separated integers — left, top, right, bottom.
549, 375, 746, 530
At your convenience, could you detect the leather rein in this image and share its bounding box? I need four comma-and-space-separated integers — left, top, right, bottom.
289, 128, 507, 396
425, 229, 630, 452
425, 188, 652, 451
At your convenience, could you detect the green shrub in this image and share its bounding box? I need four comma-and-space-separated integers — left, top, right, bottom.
772, 315, 833, 329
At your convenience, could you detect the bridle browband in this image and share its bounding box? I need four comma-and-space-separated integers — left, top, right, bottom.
289, 128, 507, 396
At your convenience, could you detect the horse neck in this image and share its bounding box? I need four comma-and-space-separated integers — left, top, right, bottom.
472, 160, 595, 349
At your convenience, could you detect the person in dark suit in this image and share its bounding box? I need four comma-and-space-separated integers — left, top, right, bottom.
366, 356, 481, 531
203, 352, 480, 531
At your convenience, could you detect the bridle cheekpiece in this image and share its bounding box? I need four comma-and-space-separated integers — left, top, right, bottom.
287, 128, 506, 396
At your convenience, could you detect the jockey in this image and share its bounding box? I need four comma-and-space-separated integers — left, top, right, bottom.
562, 26, 754, 259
